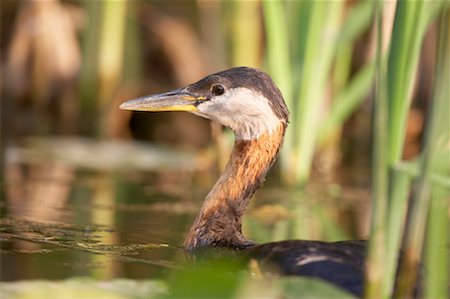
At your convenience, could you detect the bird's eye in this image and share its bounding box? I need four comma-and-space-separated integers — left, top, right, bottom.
211, 84, 225, 96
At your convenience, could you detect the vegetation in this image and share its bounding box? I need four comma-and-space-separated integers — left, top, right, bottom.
2, 1, 448, 299
263, 1, 448, 298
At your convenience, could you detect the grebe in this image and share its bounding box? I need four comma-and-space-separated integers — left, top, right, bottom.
119, 67, 415, 297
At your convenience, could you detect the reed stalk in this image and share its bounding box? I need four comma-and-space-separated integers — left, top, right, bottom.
262, 0, 293, 182
383, 169, 411, 295
425, 185, 449, 299
395, 8, 449, 297
294, 1, 343, 184
386, 0, 428, 165
97, 0, 127, 108
79, 0, 101, 135
122, 2, 142, 84
230, 1, 261, 68
364, 3, 389, 298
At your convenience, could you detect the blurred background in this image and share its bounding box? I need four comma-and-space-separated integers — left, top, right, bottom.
0, 0, 448, 298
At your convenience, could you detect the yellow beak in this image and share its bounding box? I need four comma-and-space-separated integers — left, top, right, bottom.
119, 89, 207, 112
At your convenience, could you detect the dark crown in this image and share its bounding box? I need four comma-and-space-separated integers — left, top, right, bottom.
188, 67, 290, 122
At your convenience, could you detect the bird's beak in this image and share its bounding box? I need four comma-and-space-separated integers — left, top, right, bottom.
119, 89, 207, 112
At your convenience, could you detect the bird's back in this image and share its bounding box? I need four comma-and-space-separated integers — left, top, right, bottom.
248, 240, 366, 297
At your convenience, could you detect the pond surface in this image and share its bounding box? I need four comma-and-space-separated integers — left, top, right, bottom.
1, 138, 370, 284
1, 171, 194, 281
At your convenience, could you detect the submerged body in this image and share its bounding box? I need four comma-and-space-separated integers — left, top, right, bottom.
120, 67, 417, 298
248, 240, 366, 296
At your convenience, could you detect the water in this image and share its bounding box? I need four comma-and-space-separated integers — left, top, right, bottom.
1, 138, 370, 283
1, 167, 197, 281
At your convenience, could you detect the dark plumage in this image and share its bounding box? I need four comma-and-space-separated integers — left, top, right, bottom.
248, 240, 366, 296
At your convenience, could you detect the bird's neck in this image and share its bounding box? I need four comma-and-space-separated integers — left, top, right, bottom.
183, 122, 286, 250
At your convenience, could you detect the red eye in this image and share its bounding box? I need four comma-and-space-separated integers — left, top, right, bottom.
211, 84, 225, 96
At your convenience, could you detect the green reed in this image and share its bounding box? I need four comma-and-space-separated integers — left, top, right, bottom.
395, 8, 449, 298
79, 0, 128, 136
262, 1, 448, 298
263, 0, 375, 185
364, 3, 389, 298
262, 0, 293, 182
365, 1, 447, 298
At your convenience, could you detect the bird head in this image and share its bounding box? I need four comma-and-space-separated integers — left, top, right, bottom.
120, 67, 289, 140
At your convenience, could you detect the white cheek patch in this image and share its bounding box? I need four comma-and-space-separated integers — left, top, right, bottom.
194, 87, 281, 140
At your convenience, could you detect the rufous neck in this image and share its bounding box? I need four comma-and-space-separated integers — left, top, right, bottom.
183, 122, 286, 250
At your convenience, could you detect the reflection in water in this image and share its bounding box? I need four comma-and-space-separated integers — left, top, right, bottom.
90, 174, 118, 279
6, 162, 74, 224
2, 161, 191, 280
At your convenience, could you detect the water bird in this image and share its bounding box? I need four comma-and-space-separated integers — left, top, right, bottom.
120, 67, 415, 297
